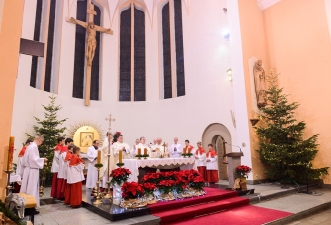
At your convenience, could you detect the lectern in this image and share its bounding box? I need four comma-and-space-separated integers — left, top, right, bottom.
225, 152, 244, 188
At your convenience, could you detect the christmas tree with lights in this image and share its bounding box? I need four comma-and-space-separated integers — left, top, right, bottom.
255, 70, 328, 184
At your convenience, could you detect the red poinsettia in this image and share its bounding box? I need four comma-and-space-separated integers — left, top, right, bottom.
142, 182, 157, 196
236, 165, 252, 178
110, 167, 131, 185
122, 181, 144, 199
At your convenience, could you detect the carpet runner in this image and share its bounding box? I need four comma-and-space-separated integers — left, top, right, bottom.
148, 187, 292, 225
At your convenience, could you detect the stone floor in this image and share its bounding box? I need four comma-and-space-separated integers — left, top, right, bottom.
287, 208, 331, 225
31, 181, 331, 225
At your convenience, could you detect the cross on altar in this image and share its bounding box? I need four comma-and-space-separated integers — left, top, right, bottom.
105, 114, 116, 132
67, 3, 113, 106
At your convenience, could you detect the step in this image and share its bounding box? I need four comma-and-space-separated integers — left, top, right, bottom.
149, 188, 238, 214
153, 196, 249, 224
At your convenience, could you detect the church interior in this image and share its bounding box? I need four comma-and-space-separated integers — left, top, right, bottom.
1, 0, 331, 224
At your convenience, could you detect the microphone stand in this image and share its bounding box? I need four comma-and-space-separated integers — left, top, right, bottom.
224, 142, 242, 152
103, 136, 112, 199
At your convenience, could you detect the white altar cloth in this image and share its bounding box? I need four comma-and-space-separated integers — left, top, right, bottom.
119, 157, 195, 182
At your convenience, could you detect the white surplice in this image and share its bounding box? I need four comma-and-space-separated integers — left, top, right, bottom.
86, 146, 98, 188
67, 162, 85, 184
57, 151, 66, 179
170, 143, 183, 158
50, 148, 60, 173
20, 142, 45, 207
195, 151, 206, 167
16, 155, 24, 178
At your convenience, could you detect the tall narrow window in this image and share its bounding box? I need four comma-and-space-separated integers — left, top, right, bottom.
134, 8, 146, 101
44, 0, 56, 92
119, 4, 146, 101
119, 7, 131, 101
72, 1, 101, 100
162, 3, 172, 99
161, 0, 185, 98
30, 0, 43, 88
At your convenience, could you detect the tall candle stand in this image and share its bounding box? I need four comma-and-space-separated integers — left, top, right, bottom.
4, 170, 14, 196
93, 164, 103, 205
103, 142, 112, 199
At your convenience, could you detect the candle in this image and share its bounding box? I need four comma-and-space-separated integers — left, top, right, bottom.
7, 136, 14, 171
138, 148, 141, 155
188, 147, 191, 154
97, 149, 101, 164
144, 148, 147, 155
183, 147, 187, 154
119, 150, 123, 163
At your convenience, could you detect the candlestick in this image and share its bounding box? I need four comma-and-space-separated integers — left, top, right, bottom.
119, 150, 123, 163
144, 148, 147, 155
97, 149, 101, 164
7, 136, 14, 171
138, 148, 141, 155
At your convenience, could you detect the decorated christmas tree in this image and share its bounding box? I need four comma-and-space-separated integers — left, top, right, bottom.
255, 71, 328, 184
27, 95, 67, 179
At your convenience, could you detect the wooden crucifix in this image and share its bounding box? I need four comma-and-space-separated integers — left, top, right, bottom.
67, 3, 113, 106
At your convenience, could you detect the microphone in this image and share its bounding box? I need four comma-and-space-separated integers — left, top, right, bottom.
224, 142, 242, 152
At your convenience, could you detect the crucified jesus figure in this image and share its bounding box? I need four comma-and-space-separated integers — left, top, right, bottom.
69, 17, 112, 66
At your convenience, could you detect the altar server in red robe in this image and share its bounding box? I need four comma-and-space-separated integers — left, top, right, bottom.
68, 146, 85, 208
15, 138, 33, 192
57, 138, 73, 199
206, 144, 219, 184
62, 144, 74, 201
195, 141, 207, 182
50, 137, 65, 198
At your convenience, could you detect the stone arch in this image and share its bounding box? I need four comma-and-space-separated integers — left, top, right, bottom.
202, 123, 232, 180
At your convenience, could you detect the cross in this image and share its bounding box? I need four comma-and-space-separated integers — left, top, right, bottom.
162, 142, 166, 155
105, 114, 115, 132
67, 3, 113, 106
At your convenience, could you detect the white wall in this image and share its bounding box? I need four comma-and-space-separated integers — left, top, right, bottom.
12, 0, 251, 170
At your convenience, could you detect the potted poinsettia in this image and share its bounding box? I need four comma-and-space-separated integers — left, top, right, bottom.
121, 182, 144, 199
236, 165, 252, 179
110, 167, 131, 185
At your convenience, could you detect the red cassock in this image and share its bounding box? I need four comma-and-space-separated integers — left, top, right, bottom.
51, 144, 62, 198
63, 151, 73, 202
68, 155, 84, 207
206, 150, 219, 183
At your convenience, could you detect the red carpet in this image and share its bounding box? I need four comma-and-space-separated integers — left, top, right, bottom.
169, 205, 293, 225
149, 187, 292, 225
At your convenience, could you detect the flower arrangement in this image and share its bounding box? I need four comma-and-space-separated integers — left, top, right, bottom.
236, 165, 252, 178
110, 167, 131, 185
121, 182, 144, 199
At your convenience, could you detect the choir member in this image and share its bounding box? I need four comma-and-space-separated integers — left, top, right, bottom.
50, 137, 64, 198
195, 141, 207, 182
57, 138, 73, 199
67, 146, 85, 208
16, 138, 33, 179
206, 144, 219, 184
62, 144, 74, 201
180, 139, 196, 170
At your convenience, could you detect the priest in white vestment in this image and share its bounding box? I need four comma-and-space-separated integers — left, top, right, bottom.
135, 136, 151, 155
86, 140, 100, 189
20, 135, 46, 207
131, 138, 140, 155
170, 137, 183, 158
113, 134, 131, 163
100, 132, 114, 188
151, 137, 168, 158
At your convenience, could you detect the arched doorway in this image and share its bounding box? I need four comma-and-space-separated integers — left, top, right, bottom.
202, 123, 232, 181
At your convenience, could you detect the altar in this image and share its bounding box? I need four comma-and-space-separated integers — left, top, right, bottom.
119, 158, 195, 182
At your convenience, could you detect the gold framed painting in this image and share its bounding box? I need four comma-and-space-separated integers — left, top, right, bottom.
80, 132, 94, 147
